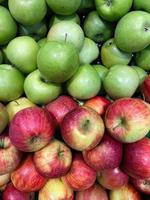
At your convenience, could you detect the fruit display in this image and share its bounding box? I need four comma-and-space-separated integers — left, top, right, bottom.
1, 0, 150, 199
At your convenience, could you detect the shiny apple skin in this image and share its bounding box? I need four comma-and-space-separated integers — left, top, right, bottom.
123, 137, 150, 179
9, 107, 56, 152
63, 152, 96, 191
83, 134, 122, 171
34, 139, 72, 178
38, 177, 74, 200
45, 95, 78, 125
11, 155, 47, 192
109, 184, 141, 200
2, 182, 31, 200
0, 135, 22, 175
61, 106, 105, 151
75, 183, 108, 200
84, 96, 111, 116
97, 167, 129, 190
105, 97, 150, 143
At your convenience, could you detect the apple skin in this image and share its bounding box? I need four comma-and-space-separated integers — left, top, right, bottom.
37, 41, 79, 83
75, 183, 108, 200
6, 36, 39, 74
115, 11, 150, 53
132, 66, 147, 86
63, 152, 96, 191
46, 0, 81, 15
79, 37, 99, 65
61, 106, 105, 151
77, 0, 94, 13
9, 107, 56, 152
8, 0, 47, 26
95, 0, 133, 22
105, 98, 150, 143
38, 177, 74, 200
24, 70, 62, 105
47, 21, 84, 51
101, 38, 132, 68
141, 75, 150, 103
103, 65, 139, 100
97, 167, 129, 190
83, 11, 114, 43
109, 184, 141, 200
11, 155, 47, 192
0, 6, 17, 45
131, 177, 150, 195
6, 97, 36, 122
83, 134, 122, 171
66, 64, 101, 100
0, 64, 24, 102
45, 95, 78, 125
2, 183, 32, 200
0, 135, 22, 175
0, 103, 9, 134
34, 139, 72, 178
84, 96, 111, 116
123, 137, 150, 179
0, 173, 10, 188
133, 0, 150, 13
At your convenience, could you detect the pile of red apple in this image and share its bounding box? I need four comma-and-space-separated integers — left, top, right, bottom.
1, 0, 150, 199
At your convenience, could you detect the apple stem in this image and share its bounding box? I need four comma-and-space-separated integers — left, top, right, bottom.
14, 100, 20, 105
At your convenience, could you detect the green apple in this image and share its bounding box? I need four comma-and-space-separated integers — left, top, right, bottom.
134, 0, 150, 13
6, 36, 39, 74
0, 6, 17, 45
101, 38, 132, 68
115, 11, 150, 52
66, 64, 101, 100
79, 37, 99, 64
1, 46, 10, 64
83, 11, 114, 43
47, 21, 84, 51
0, 103, 9, 134
24, 70, 62, 105
6, 97, 36, 121
95, 0, 133, 22
46, 0, 81, 15
135, 45, 150, 71
132, 66, 147, 86
8, 0, 47, 26
0, 64, 24, 102
0, 50, 3, 64
78, 0, 94, 13
94, 64, 108, 93
49, 14, 80, 28
103, 65, 139, 99
18, 21, 47, 41
38, 38, 47, 48
37, 41, 79, 83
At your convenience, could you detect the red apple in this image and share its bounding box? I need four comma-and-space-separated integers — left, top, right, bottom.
0, 135, 22, 175
11, 155, 47, 192
38, 177, 74, 200
0, 173, 10, 188
105, 97, 150, 143
34, 138, 72, 178
131, 177, 150, 195
109, 184, 141, 200
75, 183, 108, 200
83, 134, 122, 171
9, 107, 56, 152
97, 167, 129, 190
45, 95, 78, 125
0, 103, 9, 134
2, 182, 33, 200
123, 137, 150, 179
61, 106, 105, 151
141, 75, 150, 103
63, 152, 96, 191
84, 96, 111, 116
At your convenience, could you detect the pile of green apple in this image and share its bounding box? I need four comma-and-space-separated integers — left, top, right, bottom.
1, 0, 150, 199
